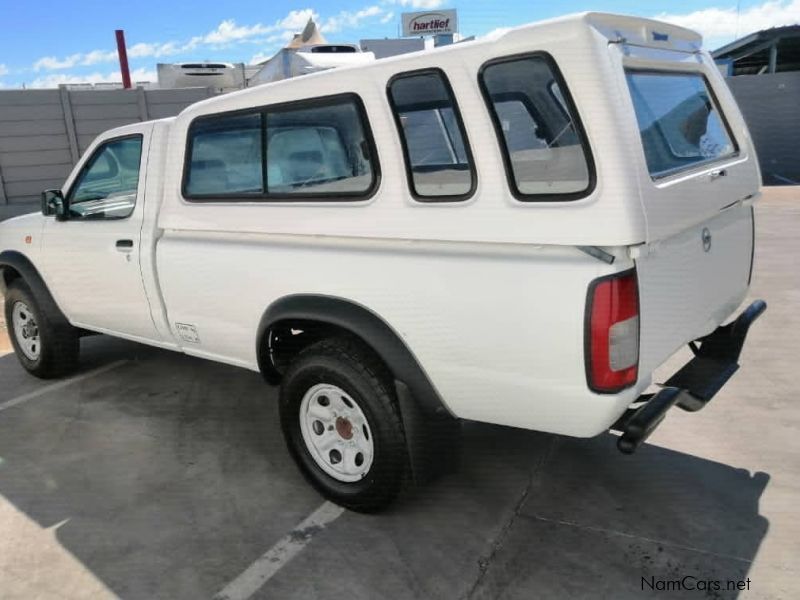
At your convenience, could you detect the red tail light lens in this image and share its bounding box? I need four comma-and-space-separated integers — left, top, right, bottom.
585, 269, 639, 393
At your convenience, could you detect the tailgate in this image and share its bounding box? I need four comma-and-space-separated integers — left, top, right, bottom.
613, 44, 760, 374
635, 203, 754, 375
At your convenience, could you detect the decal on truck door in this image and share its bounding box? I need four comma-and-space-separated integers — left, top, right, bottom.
175, 323, 201, 344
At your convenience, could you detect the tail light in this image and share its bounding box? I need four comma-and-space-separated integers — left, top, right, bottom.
585, 269, 639, 393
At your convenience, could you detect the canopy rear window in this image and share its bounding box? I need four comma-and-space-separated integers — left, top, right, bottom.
625, 71, 738, 178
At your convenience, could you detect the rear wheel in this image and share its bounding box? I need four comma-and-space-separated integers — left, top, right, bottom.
4, 280, 79, 378
279, 337, 409, 512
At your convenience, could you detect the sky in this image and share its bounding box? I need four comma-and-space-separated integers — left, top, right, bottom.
0, 0, 798, 88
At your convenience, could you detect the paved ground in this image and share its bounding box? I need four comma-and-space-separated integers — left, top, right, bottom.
0, 188, 798, 599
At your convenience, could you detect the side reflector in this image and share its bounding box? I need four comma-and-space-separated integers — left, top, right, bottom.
585, 269, 640, 393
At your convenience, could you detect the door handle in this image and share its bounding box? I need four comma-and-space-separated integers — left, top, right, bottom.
710, 169, 727, 181
115, 239, 134, 252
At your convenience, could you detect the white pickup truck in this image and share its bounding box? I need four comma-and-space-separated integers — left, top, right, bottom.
0, 13, 765, 511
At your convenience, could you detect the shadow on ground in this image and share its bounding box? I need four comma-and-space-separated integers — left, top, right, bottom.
467, 434, 769, 599
0, 337, 770, 599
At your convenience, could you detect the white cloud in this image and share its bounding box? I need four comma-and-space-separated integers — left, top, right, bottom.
656, 0, 800, 48
182, 36, 204, 53
81, 49, 118, 66
34, 54, 81, 71
30, 10, 320, 71
128, 41, 184, 59
29, 67, 157, 89
129, 67, 158, 82
29, 5, 396, 74
391, 0, 444, 8
202, 19, 271, 46
200, 10, 323, 46
0, 63, 8, 76
322, 5, 386, 33
268, 31, 296, 44
276, 9, 320, 31
250, 52, 272, 65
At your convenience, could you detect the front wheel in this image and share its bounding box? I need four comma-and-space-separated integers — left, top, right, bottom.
4, 279, 79, 378
279, 337, 409, 513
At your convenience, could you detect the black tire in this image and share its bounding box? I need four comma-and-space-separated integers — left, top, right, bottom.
279, 337, 409, 513
4, 279, 80, 378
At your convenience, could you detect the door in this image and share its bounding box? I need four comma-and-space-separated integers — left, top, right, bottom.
613, 45, 759, 375
39, 129, 162, 342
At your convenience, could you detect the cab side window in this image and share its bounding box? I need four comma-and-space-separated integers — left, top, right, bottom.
388, 70, 475, 200
479, 54, 594, 200
67, 136, 143, 220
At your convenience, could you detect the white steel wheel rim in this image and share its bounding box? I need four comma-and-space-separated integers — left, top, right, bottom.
299, 383, 375, 483
12, 301, 41, 361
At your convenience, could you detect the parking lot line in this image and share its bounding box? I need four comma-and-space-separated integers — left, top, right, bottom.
214, 501, 345, 600
0, 360, 128, 413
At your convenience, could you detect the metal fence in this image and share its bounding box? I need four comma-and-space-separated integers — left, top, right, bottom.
0, 86, 216, 220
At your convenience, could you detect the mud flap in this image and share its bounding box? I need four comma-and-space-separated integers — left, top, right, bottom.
395, 380, 461, 484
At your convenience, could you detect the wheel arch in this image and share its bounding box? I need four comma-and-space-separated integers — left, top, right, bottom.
0, 250, 70, 327
257, 294, 451, 416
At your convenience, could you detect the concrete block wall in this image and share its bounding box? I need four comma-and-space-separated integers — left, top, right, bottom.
0, 86, 217, 220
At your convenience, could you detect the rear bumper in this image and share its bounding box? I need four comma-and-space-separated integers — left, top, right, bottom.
612, 299, 766, 454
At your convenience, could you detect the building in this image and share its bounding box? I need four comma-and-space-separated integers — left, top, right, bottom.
156, 62, 247, 92
713, 26, 800, 185
359, 38, 431, 59
713, 25, 800, 76
248, 20, 375, 86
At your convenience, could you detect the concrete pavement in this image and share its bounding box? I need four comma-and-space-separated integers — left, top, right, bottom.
0, 187, 798, 599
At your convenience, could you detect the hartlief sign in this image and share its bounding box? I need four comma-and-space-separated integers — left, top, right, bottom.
402, 9, 458, 37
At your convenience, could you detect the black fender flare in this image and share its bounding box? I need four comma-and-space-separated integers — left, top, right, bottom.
0, 250, 71, 328
256, 294, 451, 417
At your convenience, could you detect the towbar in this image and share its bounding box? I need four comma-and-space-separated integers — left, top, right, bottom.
613, 299, 767, 454
616, 387, 682, 454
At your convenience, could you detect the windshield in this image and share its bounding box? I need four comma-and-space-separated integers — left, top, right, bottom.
625, 71, 737, 178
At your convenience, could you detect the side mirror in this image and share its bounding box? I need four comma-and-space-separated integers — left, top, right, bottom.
41, 189, 68, 221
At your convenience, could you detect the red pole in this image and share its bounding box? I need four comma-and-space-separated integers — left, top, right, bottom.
115, 29, 132, 89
